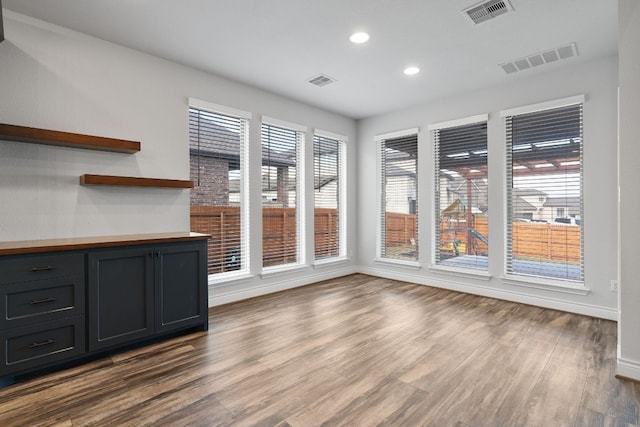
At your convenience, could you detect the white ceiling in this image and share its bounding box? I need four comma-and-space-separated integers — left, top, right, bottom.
2, 0, 618, 119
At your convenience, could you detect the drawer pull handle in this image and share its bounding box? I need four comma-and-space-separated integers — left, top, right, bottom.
30, 265, 57, 272
28, 339, 56, 349
29, 297, 56, 305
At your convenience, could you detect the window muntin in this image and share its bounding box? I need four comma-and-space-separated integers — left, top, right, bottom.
313, 134, 344, 261
189, 106, 248, 276
505, 102, 583, 282
433, 120, 488, 270
261, 122, 303, 267
379, 133, 418, 262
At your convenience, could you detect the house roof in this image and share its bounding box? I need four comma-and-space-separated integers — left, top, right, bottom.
189, 113, 296, 168
514, 188, 548, 197
513, 197, 538, 212
543, 197, 581, 208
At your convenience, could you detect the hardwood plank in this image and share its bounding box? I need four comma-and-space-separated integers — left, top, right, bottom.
0, 273, 637, 426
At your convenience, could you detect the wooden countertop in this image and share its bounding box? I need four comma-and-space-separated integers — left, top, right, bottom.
0, 232, 210, 256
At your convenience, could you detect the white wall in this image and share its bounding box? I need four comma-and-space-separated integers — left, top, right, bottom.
357, 55, 619, 320
617, 0, 640, 380
0, 12, 358, 304
0, 9, 627, 331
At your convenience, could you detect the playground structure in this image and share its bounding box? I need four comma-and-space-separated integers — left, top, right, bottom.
439, 198, 488, 259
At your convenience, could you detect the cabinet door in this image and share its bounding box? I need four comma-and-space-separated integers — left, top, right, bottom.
87, 247, 154, 351
155, 241, 208, 333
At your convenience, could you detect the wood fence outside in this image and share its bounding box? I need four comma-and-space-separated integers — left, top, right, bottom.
512, 221, 581, 264
385, 212, 417, 247
386, 213, 580, 264
192, 208, 581, 274
191, 206, 339, 273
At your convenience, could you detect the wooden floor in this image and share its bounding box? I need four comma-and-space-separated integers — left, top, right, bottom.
1, 273, 639, 426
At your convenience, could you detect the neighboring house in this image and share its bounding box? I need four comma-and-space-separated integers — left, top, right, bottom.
512, 188, 548, 221
189, 116, 299, 207
385, 162, 416, 214
511, 188, 581, 222
543, 196, 581, 220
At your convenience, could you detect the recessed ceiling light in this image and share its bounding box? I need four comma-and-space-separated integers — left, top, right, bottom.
404, 66, 420, 75
349, 32, 370, 44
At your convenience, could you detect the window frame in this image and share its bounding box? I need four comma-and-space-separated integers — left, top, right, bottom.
429, 114, 490, 275
260, 116, 306, 272
187, 98, 251, 282
313, 129, 348, 264
375, 128, 420, 268
501, 95, 586, 290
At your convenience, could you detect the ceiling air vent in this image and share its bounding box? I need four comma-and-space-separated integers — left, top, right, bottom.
307, 74, 337, 87
500, 43, 579, 74
463, 0, 513, 25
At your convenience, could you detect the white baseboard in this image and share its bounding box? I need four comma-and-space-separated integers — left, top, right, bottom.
209, 265, 358, 306
617, 357, 640, 381
357, 265, 618, 321
206, 263, 617, 321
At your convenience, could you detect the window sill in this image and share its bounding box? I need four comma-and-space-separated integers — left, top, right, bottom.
502, 274, 589, 295
261, 263, 309, 279
429, 264, 491, 281
208, 271, 254, 287
313, 256, 350, 269
374, 258, 421, 270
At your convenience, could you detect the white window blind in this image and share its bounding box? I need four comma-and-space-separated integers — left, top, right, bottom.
433, 120, 488, 270
262, 122, 303, 267
505, 102, 583, 282
313, 134, 344, 260
379, 132, 418, 261
189, 106, 248, 275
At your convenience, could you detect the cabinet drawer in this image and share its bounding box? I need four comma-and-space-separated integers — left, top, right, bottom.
0, 277, 85, 329
0, 253, 84, 284
0, 316, 85, 376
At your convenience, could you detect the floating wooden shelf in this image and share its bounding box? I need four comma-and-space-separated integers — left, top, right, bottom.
80, 174, 193, 189
0, 123, 140, 153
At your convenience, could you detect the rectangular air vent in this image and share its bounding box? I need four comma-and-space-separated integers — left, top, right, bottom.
307, 74, 337, 87
500, 43, 579, 74
463, 0, 513, 24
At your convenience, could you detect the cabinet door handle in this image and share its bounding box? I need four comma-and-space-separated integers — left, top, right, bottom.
30, 265, 57, 272
28, 339, 56, 349
29, 297, 56, 305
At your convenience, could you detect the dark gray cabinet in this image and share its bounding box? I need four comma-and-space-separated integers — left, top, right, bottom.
87, 241, 208, 351
154, 243, 208, 334
88, 247, 155, 351
0, 233, 208, 384
0, 253, 86, 377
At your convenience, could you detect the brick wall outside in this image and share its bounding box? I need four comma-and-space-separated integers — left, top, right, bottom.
190, 155, 229, 206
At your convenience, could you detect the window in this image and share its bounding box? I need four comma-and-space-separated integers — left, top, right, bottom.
504, 96, 584, 282
377, 129, 418, 262
262, 120, 304, 268
313, 132, 346, 261
188, 99, 250, 276
431, 115, 488, 270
